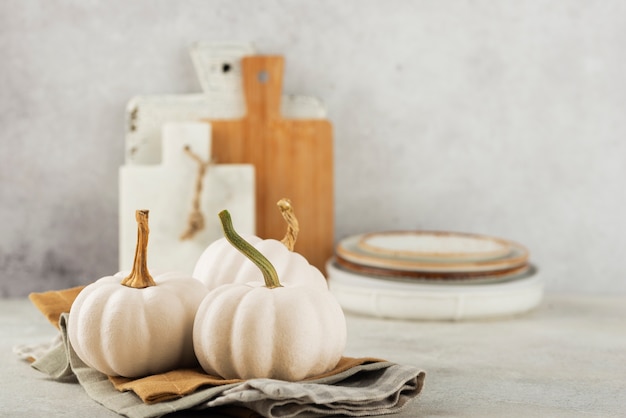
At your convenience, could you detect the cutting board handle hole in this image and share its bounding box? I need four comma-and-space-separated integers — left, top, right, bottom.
257, 70, 269, 84
222, 63, 231, 73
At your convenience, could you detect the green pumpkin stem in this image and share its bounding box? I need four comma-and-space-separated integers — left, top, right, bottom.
121, 210, 156, 288
219, 210, 282, 289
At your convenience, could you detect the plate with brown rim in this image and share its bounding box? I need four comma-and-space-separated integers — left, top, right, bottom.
336, 231, 529, 273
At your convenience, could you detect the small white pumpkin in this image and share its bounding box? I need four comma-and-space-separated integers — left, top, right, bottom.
193, 199, 328, 290
193, 210, 346, 381
68, 210, 208, 378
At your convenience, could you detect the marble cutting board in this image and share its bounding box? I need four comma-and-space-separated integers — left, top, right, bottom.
119, 122, 254, 275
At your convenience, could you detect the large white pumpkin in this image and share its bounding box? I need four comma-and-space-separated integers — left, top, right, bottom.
193, 282, 346, 381
68, 210, 208, 378
193, 210, 346, 381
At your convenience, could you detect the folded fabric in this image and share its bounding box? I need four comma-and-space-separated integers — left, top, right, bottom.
13, 333, 62, 363
207, 364, 424, 418
28, 286, 85, 329
27, 287, 426, 417
109, 368, 241, 404
109, 356, 385, 405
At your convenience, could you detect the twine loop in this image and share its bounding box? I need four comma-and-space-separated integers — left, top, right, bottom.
180, 146, 211, 240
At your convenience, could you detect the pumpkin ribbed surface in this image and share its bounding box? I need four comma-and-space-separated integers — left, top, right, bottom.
193, 282, 346, 381
68, 272, 207, 378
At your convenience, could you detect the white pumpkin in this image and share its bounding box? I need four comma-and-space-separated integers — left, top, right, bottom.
193, 210, 346, 381
193, 199, 328, 290
193, 237, 328, 290
68, 210, 208, 378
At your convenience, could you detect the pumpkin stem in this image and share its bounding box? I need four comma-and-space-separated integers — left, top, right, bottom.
277, 198, 299, 251
121, 210, 156, 288
219, 210, 282, 289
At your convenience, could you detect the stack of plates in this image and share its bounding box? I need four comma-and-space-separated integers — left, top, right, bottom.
327, 231, 543, 320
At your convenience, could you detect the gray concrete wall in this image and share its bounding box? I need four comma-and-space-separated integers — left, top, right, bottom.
2, 0, 625, 296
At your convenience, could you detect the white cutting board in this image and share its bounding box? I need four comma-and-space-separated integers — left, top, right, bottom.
125, 41, 327, 165
119, 122, 254, 275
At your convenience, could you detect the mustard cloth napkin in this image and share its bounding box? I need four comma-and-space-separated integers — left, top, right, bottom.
28, 286, 85, 329
27, 287, 426, 418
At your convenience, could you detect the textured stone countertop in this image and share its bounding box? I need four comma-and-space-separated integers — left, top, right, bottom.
2, 295, 625, 417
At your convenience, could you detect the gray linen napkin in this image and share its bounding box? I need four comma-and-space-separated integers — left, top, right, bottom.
31, 313, 425, 418
13, 333, 62, 363
206, 365, 423, 417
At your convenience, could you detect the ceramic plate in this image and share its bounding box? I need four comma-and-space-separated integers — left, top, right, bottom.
326, 259, 543, 320
336, 232, 529, 273
358, 231, 512, 262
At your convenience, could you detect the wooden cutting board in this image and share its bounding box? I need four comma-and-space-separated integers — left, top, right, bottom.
205, 55, 333, 273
